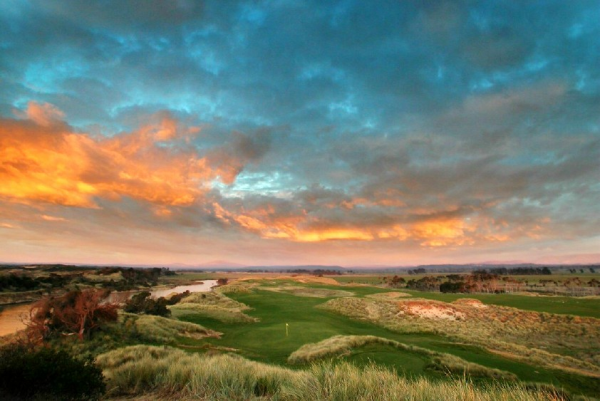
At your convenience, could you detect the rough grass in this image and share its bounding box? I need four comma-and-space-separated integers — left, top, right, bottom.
320, 297, 600, 377
365, 292, 412, 300
288, 335, 516, 381
83, 272, 124, 282
98, 345, 567, 401
121, 313, 221, 343
216, 281, 259, 294
169, 291, 258, 323
42, 312, 220, 360
258, 285, 355, 298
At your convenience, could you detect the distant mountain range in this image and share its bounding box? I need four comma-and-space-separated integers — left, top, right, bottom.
2, 261, 599, 273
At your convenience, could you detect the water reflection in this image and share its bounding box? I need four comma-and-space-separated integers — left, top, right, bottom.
108, 280, 219, 303
0, 303, 30, 337
151, 280, 218, 298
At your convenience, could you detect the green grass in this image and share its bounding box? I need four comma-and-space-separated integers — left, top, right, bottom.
176, 286, 599, 397
287, 335, 516, 381
97, 345, 568, 401
346, 343, 430, 376
285, 278, 600, 318
334, 275, 385, 285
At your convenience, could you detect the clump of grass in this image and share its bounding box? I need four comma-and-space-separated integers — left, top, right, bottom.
122, 313, 221, 343
258, 285, 355, 298
98, 345, 314, 399
216, 281, 258, 294
34, 311, 219, 360
169, 291, 258, 323
288, 335, 516, 381
97, 345, 567, 400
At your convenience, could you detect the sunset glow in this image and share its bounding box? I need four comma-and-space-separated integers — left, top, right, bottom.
0, 1, 599, 266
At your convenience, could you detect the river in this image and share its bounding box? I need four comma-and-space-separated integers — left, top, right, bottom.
0, 280, 219, 337
0, 303, 31, 337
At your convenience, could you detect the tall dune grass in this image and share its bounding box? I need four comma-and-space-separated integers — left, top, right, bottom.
258, 285, 355, 298
98, 345, 567, 400
288, 335, 516, 380
320, 297, 600, 376
169, 291, 258, 323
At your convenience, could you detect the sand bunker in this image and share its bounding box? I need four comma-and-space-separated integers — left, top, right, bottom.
453, 298, 488, 309
398, 300, 465, 321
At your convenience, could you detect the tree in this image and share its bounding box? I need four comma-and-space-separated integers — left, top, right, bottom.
123, 291, 170, 317
28, 289, 118, 342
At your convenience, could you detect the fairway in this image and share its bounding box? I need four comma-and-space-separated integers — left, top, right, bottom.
177, 283, 600, 397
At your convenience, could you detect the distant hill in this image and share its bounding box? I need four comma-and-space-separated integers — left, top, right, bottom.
197, 260, 247, 269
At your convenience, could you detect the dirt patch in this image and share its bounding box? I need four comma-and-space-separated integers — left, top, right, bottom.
453, 298, 487, 309
398, 300, 465, 321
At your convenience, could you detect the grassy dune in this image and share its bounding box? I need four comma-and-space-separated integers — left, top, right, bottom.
258, 285, 355, 298
169, 290, 258, 323
98, 345, 565, 401
320, 296, 600, 377
288, 335, 516, 381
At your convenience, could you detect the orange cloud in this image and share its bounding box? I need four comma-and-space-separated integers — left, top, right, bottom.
0, 103, 256, 208
41, 215, 67, 222
23, 101, 65, 126
411, 218, 475, 247
216, 201, 518, 247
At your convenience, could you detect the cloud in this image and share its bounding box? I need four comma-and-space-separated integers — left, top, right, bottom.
23, 101, 66, 126
0, 2, 599, 265
30, 0, 205, 33
0, 102, 268, 208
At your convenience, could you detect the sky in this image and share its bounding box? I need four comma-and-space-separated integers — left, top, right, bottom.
1, 0, 599, 267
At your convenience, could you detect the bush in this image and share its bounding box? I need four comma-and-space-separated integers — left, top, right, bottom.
28, 289, 119, 342
165, 290, 190, 305
124, 291, 170, 317
0, 343, 105, 400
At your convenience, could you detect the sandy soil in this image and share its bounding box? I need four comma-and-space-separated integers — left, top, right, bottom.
398, 300, 465, 321
453, 298, 488, 309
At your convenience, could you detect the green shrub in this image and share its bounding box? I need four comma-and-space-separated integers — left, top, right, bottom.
124, 291, 170, 316
0, 343, 105, 400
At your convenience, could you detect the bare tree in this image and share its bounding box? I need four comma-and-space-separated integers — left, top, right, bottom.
28, 289, 118, 342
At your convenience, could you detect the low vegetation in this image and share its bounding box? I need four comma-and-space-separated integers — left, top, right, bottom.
123, 291, 171, 317
288, 335, 516, 381
258, 285, 354, 298
385, 269, 600, 297
28, 289, 119, 342
97, 345, 565, 400
169, 290, 258, 323
0, 343, 105, 400
320, 296, 600, 376
119, 313, 221, 343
